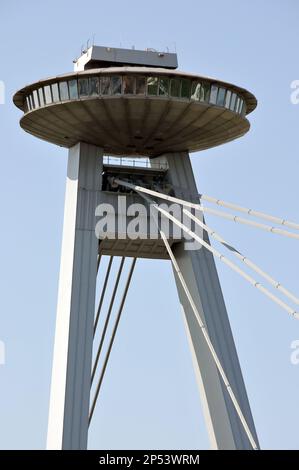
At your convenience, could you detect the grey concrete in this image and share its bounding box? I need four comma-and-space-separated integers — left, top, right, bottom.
47, 143, 102, 449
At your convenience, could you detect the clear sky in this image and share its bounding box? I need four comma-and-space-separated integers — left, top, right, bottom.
0, 0, 298, 450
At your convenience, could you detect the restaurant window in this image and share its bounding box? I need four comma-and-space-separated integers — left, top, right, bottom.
26, 96, 31, 111
89, 77, 99, 96
217, 88, 226, 107
38, 88, 45, 106
44, 85, 52, 104
147, 77, 158, 95
101, 76, 110, 95
210, 85, 218, 104
51, 83, 60, 102
158, 77, 169, 96
59, 82, 69, 101
68, 80, 78, 99
225, 90, 231, 108
230, 93, 237, 111
78, 78, 89, 97
181, 79, 191, 99
170, 78, 181, 97
33, 90, 40, 108
191, 81, 201, 101
123, 76, 134, 94
136, 76, 146, 95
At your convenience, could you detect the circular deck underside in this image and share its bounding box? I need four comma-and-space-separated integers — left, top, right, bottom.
19, 97, 250, 156
14, 67, 256, 156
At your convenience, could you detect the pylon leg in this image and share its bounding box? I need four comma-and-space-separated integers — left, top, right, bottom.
47, 143, 102, 449
155, 152, 259, 449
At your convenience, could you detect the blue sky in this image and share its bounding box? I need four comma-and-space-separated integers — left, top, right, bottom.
0, 0, 298, 450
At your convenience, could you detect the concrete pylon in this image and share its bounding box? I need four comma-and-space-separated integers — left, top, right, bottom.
47, 142, 103, 449
153, 152, 259, 449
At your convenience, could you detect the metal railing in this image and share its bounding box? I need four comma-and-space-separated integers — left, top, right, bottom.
103, 155, 168, 170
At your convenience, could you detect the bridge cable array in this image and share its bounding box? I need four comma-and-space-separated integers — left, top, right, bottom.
89, 256, 136, 425
113, 180, 299, 241
114, 178, 299, 319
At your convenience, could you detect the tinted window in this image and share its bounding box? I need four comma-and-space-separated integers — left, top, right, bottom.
181, 79, 191, 99
59, 82, 69, 101
210, 85, 218, 104
159, 77, 169, 96
201, 83, 210, 102
38, 88, 45, 106
33, 90, 39, 108
28, 95, 34, 110
191, 81, 201, 101
69, 80, 78, 99
89, 77, 99, 96
26, 96, 31, 111
44, 85, 52, 104
136, 76, 146, 95
147, 77, 158, 95
240, 100, 246, 115
217, 88, 226, 106
170, 78, 181, 97
110, 76, 121, 94
230, 93, 237, 111
78, 78, 89, 97
123, 76, 134, 94
225, 90, 231, 108
101, 77, 110, 95
52, 83, 60, 102
238, 98, 243, 113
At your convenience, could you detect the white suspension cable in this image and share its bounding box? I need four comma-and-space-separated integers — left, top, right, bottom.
114, 178, 299, 320
113, 179, 299, 241
156, 204, 299, 320
184, 209, 299, 306
138, 191, 258, 450
200, 206, 299, 241
199, 194, 299, 231
89, 258, 136, 425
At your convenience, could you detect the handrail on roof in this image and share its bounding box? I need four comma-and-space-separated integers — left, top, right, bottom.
103, 156, 168, 170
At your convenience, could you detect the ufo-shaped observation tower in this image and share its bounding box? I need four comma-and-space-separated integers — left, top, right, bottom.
14, 46, 259, 451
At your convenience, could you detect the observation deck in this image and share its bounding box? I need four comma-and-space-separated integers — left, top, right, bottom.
13, 47, 257, 156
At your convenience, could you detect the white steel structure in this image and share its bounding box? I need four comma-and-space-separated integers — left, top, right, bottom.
14, 45, 299, 450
